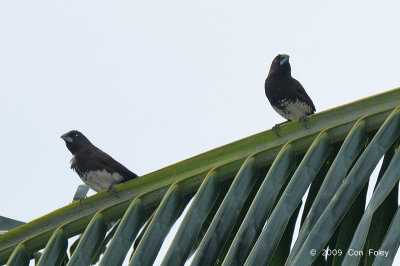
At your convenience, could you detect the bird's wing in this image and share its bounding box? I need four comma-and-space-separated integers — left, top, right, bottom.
292, 79, 316, 112
88, 149, 139, 181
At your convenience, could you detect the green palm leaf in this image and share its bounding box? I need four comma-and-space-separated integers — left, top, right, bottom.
1, 88, 400, 266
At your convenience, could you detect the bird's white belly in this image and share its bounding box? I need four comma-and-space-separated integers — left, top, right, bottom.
81, 170, 124, 192
273, 99, 312, 121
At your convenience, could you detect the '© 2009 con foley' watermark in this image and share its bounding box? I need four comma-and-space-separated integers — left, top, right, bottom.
309, 248, 389, 258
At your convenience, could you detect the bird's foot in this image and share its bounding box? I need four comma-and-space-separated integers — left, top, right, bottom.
299, 115, 309, 129
108, 184, 120, 198
272, 120, 290, 137
272, 124, 280, 137
79, 196, 88, 205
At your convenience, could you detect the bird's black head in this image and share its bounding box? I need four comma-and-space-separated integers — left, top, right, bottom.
61, 130, 92, 154
268, 54, 291, 77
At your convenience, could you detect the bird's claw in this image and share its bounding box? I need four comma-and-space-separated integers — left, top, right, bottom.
272, 121, 290, 137
78, 196, 87, 205
272, 124, 280, 137
299, 115, 308, 129
108, 184, 120, 198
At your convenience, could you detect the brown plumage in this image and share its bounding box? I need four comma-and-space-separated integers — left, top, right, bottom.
265, 54, 315, 135
61, 130, 138, 192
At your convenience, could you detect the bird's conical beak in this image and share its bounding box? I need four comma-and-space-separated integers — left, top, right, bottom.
280, 55, 289, 65
61, 133, 73, 143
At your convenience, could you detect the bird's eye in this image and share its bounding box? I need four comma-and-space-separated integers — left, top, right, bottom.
74, 133, 79, 137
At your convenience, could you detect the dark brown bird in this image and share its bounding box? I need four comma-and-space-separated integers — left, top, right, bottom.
61, 130, 138, 193
265, 54, 316, 135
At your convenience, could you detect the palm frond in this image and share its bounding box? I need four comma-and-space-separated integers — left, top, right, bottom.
1, 88, 400, 265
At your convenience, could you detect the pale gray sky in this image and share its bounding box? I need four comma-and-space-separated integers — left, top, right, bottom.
1, 1, 399, 265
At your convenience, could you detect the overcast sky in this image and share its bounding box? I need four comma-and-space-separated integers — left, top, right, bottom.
1, 1, 399, 265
